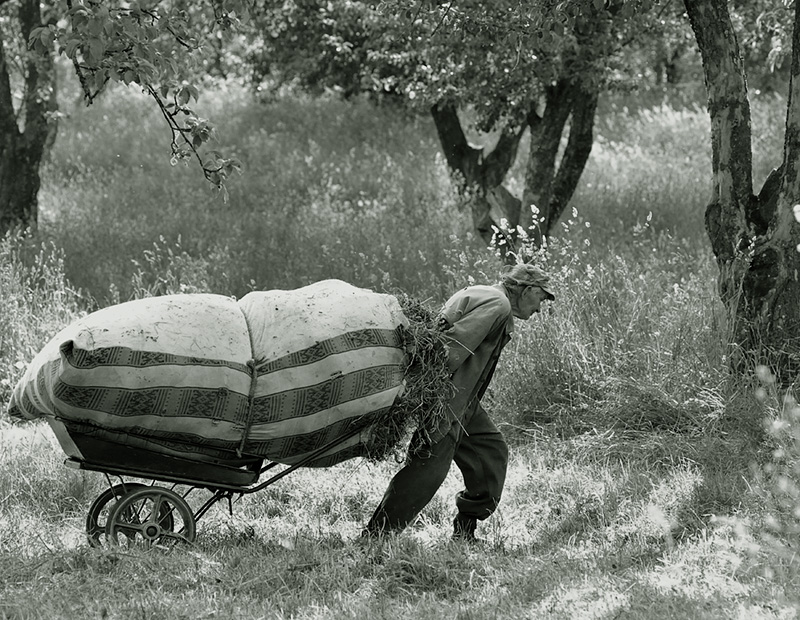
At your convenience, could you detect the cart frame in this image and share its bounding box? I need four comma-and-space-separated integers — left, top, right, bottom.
51, 419, 365, 546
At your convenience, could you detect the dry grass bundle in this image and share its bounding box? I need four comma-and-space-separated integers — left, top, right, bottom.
363, 293, 454, 461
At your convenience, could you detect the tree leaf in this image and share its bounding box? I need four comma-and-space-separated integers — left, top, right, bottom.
93, 69, 107, 93
65, 38, 81, 59
88, 38, 105, 66
27, 27, 45, 46
88, 17, 105, 37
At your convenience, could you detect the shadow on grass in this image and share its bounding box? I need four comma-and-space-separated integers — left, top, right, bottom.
670, 395, 769, 541
504, 388, 771, 567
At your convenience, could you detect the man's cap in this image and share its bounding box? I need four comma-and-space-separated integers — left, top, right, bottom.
501, 264, 555, 300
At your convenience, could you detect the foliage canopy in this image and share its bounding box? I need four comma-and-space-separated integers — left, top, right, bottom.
24, 0, 248, 191
249, 0, 684, 130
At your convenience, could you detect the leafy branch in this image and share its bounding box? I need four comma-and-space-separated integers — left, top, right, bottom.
147, 84, 242, 197
28, 0, 245, 199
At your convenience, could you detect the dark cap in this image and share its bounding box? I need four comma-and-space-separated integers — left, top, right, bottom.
501, 264, 555, 300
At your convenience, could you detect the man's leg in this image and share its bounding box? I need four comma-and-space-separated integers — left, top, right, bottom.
365, 428, 458, 534
452, 404, 508, 538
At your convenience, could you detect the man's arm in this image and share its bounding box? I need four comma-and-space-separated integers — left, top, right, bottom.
440, 294, 510, 373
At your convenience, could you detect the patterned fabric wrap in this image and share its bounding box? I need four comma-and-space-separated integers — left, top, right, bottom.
7, 281, 408, 467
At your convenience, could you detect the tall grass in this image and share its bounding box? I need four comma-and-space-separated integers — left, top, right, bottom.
39, 83, 471, 303
0, 233, 84, 406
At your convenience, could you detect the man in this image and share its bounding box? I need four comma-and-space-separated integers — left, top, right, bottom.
364, 263, 555, 542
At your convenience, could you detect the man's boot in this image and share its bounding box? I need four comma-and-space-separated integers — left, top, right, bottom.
452, 513, 479, 543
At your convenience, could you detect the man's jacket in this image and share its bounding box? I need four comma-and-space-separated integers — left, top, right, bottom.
437, 284, 514, 434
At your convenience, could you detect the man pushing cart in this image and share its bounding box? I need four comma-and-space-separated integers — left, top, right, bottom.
6, 267, 553, 546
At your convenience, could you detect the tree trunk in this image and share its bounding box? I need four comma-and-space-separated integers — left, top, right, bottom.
521, 80, 574, 241
430, 8, 606, 258
757, 0, 800, 377
430, 101, 524, 247
549, 87, 598, 231
0, 0, 57, 234
431, 82, 598, 257
684, 0, 800, 380
527, 4, 608, 240
519, 10, 604, 247
522, 80, 599, 242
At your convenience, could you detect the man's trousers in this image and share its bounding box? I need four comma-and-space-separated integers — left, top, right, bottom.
365, 402, 509, 533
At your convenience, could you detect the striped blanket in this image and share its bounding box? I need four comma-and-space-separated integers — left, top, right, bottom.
7, 280, 408, 467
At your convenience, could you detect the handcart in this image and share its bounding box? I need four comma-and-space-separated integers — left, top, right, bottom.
47, 418, 365, 547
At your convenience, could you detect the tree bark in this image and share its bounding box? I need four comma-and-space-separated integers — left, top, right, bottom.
756, 0, 800, 377
548, 86, 598, 232
0, 0, 57, 234
684, 0, 800, 379
521, 80, 575, 241
430, 101, 524, 247
522, 80, 599, 242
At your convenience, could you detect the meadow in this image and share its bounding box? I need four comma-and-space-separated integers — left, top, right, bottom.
1, 78, 799, 618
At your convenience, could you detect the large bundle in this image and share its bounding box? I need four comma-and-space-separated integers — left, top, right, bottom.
238, 283, 408, 465
7, 280, 412, 467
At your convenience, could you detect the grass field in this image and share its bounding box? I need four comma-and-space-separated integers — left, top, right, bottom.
1, 80, 799, 618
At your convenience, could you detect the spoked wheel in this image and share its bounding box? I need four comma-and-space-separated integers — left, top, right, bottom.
86, 483, 149, 547
106, 486, 196, 547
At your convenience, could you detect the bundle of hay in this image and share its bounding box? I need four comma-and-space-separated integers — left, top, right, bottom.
7, 280, 454, 468
362, 293, 455, 462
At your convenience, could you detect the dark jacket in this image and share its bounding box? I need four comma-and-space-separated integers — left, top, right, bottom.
436, 284, 514, 436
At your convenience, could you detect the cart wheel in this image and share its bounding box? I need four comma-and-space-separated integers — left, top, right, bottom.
86, 483, 153, 547
106, 486, 196, 547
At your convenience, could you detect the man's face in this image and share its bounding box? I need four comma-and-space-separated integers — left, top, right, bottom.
513, 286, 551, 320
